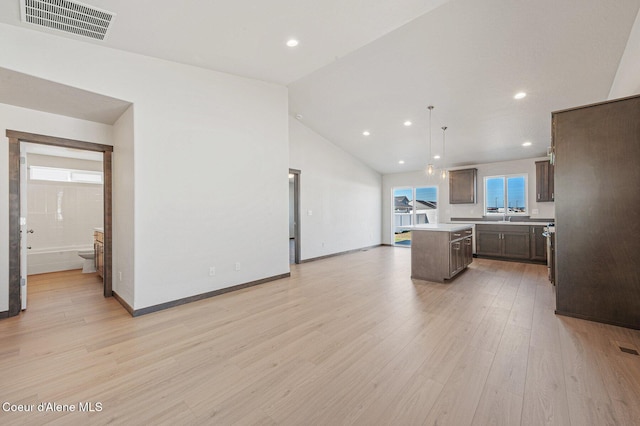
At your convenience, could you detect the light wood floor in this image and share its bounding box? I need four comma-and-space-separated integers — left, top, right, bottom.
1, 247, 639, 425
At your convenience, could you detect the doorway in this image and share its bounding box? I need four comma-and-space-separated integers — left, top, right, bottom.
289, 169, 301, 264
392, 186, 438, 247
7, 130, 113, 317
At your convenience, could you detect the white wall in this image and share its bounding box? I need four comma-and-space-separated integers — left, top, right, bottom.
112, 105, 135, 307
26, 154, 103, 274
0, 102, 113, 313
609, 8, 640, 99
289, 119, 382, 260
382, 157, 555, 245
0, 24, 289, 311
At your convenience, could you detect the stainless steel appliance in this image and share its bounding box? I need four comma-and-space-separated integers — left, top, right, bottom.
542, 223, 555, 284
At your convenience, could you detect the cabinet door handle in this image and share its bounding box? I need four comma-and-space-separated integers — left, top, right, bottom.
551, 192, 554, 199
537, 193, 540, 200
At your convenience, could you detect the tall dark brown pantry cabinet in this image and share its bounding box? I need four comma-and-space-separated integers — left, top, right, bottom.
553, 95, 640, 329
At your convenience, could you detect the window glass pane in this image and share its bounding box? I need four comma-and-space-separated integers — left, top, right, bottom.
485, 177, 505, 214
70, 171, 103, 184
393, 188, 413, 246
507, 176, 526, 213
415, 187, 437, 224
30, 166, 102, 185
30, 166, 70, 182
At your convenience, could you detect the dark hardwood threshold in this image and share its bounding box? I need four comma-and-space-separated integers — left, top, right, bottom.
299, 244, 383, 264
555, 310, 640, 331
119, 273, 291, 317
0, 311, 8, 319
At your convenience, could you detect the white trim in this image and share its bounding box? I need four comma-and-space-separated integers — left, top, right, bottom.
483, 173, 529, 216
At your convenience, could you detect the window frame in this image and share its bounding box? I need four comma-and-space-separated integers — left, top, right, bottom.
483, 173, 528, 216
392, 185, 438, 246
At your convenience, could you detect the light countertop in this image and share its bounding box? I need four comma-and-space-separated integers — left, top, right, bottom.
401, 224, 474, 232
94, 227, 104, 233
449, 221, 553, 226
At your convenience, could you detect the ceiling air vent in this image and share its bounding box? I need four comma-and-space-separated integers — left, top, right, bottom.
20, 0, 116, 41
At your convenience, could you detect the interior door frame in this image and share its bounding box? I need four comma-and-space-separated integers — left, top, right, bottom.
289, 168, 301, 264
7, 130, 113, 317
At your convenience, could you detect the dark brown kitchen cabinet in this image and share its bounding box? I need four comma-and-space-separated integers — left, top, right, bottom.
530, 225, 547, 262
476, 224, 530, 260
449, 168, 477, 204
553, 94, 640, 329
535, 160, 554, 202
411, 227, 473, 282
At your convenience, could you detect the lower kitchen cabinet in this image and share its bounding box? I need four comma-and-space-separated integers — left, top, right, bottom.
476, 224, 531, 260
411, 226, 473, 282
530, 225, 547, 262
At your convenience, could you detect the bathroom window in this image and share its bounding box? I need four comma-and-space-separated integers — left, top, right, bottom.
29, 166, 103, 184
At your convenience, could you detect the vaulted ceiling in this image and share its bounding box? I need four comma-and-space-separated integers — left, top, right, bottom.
1, 0, 639, 173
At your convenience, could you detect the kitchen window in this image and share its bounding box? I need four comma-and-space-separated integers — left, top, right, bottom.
484, 174, 527, 216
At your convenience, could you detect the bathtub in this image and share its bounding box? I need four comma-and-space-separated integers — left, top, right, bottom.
27, 245, 94, 275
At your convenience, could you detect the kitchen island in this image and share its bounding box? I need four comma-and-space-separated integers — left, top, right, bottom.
409, 224, 473, 283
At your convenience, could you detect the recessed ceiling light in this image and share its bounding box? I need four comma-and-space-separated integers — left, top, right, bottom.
286, 39, 299, 47
514, 92, 527, 100
522, 141, 532, 147
404, 121, 412, 126
398, 160, 405, 164
434, 155, 441, 159
362, 131, 370, 136
295, 114, 303, 120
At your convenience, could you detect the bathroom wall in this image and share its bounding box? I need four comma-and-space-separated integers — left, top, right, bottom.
26, 153, 104, 274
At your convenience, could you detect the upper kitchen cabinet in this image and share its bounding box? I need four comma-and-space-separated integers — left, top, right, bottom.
554, 94, 640, 330
535, 160, 554, 202
449, 168, 477, 204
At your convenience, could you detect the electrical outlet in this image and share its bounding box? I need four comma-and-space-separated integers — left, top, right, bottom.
235, 262, 241, 271
118, 271, 122, 282
532, 209, 539, 215
209, 266, 215, 276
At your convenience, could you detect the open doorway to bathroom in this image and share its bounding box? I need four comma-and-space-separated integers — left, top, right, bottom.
7, 130, 113, 317
289, 169, 301, 264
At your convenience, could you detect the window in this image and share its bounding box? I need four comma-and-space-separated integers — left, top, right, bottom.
29, 166, 103, 184
393, 186, 438, 246
484, 174, 527, 215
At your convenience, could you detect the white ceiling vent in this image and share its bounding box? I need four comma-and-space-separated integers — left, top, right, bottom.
20, 0, 116, 41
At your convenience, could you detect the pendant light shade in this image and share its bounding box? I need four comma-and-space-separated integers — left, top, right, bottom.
440, 126, 448, 180
426, 106, 435, 175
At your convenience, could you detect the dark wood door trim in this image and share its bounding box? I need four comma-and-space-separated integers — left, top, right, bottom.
6, 130, 113, 152
289, 168, 301, 264
8, 137, 21, 317
6, 130, 113, 317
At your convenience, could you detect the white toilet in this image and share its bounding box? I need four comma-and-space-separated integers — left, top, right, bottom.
78, 250, 96, 273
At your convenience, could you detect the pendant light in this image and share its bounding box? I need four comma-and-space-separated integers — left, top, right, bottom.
440, 126, 448, 180
426, 105, 435, 175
